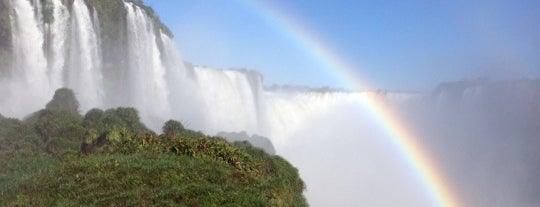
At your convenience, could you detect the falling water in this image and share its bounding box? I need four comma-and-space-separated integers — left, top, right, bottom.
68, 0, 103, 110
47, 0, 69, 90
124, 2, 170, 125
190, 67, 261, 134
0, 1, 538, 206
6, 0, 49, 116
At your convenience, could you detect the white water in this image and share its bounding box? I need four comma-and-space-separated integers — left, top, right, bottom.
125, 2, 170, 126
69, 0, 103, 110
1, 1, 538, 207
191, 67, 261, 134
5, 0, 49, 116
47, 0, 69, 90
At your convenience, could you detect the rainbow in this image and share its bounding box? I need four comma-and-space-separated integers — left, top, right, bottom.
238, 1, 461, 207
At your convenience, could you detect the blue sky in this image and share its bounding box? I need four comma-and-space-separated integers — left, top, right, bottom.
145, 0, 540, 91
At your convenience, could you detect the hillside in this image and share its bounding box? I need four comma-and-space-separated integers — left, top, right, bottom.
0, 88, 307, 206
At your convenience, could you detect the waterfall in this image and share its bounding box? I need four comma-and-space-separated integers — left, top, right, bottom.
0, 1, 538, 206
47, 0, 69, 90
2, 0, 103, 115
124, 2, 170, 126
6, 0, 49, 116
68, 0, 103, 111
190, 67, 261, 134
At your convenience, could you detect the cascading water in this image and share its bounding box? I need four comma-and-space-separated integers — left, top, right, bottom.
6, 0, 49, 117
46, 0, 69, 90
68, 0, 103, 110
190, 67, 261, 134
124, 2, 170, 126
0, 1, 538, 207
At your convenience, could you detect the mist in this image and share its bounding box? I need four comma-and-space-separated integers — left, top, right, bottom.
275, 80, 540, 206
1, 0, 539, 206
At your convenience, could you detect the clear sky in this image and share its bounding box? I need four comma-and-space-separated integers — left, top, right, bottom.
145, 0, 540, 91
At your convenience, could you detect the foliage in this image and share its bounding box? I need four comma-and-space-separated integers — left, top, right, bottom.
27, 109, 83, 137
0, 117, 43, 154
0, 116, 54, 189
218, 131, 277, 155
2, 133, 307, 206
0, 89, 307, 206
99, 107, 147, 134
80, 107, 149, 154
83, 108, 104, 129
46, 88, 80, 114
162, 119, 185, 135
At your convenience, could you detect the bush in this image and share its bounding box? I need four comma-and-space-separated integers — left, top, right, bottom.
2, 133, 308, 206
30, 109, 84, 143
162, 119, 184, 135
101, 107, 147, 133
46, 88, 80, 114
81, 107, 152, 154
83, 108, 104, 129
0, 88, 307, 206
0, 118, 43, 154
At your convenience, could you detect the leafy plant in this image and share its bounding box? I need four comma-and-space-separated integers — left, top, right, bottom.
162, 119, 184, 135
45, 88, 80, 114
0, 88, 307, 206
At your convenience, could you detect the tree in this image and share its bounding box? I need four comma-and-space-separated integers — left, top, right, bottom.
46, 88, 79, 114
115, 107, 141, 130
82, 108, 105, 147
101, 107, 146, 133
162, 120, 184, 135
83, 108, 104, 129
35, 110, 54, 142
32, 108, 84, 145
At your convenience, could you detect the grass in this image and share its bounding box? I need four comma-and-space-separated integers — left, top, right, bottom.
0, 89, 307, 206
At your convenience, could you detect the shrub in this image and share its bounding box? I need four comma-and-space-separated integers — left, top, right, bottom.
31, 109, 84, 143
46, 88, 80, 114
162, 119, 184, 135
101, 107, 147, 133
83, 108, 104, 129
0, 89, 307, 206
0, 118, 42, 154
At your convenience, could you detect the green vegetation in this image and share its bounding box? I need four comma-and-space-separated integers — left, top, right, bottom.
163, 119, 185, 136
218, 131, 277, 155
46, 87, 80, 113
0, 88, 307, 206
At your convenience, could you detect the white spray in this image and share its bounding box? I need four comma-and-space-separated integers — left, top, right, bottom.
69, 0, 103, 111
124, 2, 170, 126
